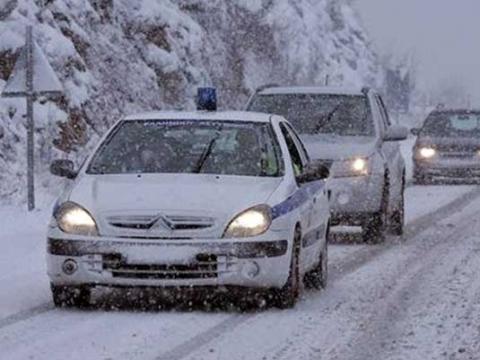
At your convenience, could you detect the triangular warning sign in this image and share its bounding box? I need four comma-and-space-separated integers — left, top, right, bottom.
2, 40, 63, 97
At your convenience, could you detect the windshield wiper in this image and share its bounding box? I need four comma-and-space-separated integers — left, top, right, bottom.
314, 105, 340, 133
193, 130, 221, 173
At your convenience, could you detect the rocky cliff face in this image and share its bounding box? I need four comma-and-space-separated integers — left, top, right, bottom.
0, 0, 379, 202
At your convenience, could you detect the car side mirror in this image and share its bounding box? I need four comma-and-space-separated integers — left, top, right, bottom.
384, 125, 408, 142
297, 161, 330, 184
50, 159, 77, 179
410, 128, 421, 136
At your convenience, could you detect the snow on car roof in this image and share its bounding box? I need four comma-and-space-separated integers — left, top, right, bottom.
257, 86, 364, 96
123, 111, 273, 123
430, 108, 480, 114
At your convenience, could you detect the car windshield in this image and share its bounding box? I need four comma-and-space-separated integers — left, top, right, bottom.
421, 112, 480, 137
248, 94, 375, 136
87, 120, 283, 177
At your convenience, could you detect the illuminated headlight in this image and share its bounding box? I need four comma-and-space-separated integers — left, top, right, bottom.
224, 205, 272, 238
418, 147, 436, 159
331, 157, 369, 178
54, 202, 98, 236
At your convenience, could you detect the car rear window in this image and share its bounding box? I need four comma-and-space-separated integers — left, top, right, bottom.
87, 120, 284, 177
248, 93, 374, 136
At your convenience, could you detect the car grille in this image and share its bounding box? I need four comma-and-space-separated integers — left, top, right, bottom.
107, 214, 215, 231
439, 151, 476, 159
104, 254, 219, 280
435, 144, 479, 152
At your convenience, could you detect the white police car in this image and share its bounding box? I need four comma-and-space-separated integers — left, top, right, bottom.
47, 105, 330, 309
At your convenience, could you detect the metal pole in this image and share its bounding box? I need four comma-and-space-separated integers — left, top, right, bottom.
26, 26, 35, 211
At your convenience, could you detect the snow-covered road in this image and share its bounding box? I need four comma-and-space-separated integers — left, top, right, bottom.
1, 185, 480, 360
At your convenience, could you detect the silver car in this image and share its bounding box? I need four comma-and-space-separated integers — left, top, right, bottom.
247, 86, 408, 242
412, 109, 480, 184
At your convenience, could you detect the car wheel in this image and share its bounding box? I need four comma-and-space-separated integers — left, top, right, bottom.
362, 183, 389, 244
271, 228, 301, 309
304, 227, 328, 290
51, 283, 91, 308
390, 180, 405, 236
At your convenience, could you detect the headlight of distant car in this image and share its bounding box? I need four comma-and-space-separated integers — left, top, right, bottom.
331, 157, 369, 178
417, 147, 436, 159
224, 205, 272, 238
53, 202, 98, 236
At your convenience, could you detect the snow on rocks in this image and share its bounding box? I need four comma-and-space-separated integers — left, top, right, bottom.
0, 0, 380, 203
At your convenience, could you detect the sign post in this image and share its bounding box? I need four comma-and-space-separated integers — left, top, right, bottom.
1, 26, 63, 210
25, 26, 35, 211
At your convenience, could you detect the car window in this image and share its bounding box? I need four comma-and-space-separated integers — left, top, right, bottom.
283, 122, 310, 163
87, 120, 283, 177
248, 94, 375, 137
421, 112, 480, 137
279, 122, 304, 177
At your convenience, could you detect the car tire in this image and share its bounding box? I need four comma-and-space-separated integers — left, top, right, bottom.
390, 180, 405, 236
51, 283, 91, 308
271, 227, 301, 309
304, 227, 328, 290
362, 182, 389, 244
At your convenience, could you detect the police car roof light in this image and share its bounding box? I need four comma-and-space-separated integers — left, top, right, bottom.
197, 87, 217, 111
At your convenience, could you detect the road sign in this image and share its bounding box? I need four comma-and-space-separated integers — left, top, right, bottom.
2, 37, 62, 97
1, 26, 63, 210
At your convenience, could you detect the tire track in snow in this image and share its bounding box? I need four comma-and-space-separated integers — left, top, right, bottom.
329, 186, 480, 282
154, 315, 250, 360
263, 200, 480, 360
0, 302, 53, 330
330, 209, 480, 360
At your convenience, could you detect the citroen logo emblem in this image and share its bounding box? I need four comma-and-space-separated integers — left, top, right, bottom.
151, 214, 175, 230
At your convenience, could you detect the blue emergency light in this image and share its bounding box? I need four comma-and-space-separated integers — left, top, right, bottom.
197, 87, 217, 111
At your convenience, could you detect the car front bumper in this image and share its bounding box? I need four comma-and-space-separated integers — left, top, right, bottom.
327, 174, 384, 225
414, 158, 480, 180
46, 234, 291, 289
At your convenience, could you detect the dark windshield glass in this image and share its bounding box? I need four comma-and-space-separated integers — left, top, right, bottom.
421, 112, 480, 137
87, 120, 283, 177
248, 94, 374, 136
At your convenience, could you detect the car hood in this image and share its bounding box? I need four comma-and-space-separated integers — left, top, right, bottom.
67, 173, 282, 238
299, 134, 377, 160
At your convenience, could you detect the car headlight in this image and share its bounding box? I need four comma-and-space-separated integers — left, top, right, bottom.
54, 202, 99, 236
331, 157, 369, 178
418, 147, 436, 159
224, 205, 272, 238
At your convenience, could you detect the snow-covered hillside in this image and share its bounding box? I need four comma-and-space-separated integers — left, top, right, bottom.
0, 0, 380, 203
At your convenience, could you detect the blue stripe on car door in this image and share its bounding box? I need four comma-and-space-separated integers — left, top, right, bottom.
271, 181, 325, 220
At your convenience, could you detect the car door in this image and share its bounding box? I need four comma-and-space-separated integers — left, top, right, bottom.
375, 94, 405, 208
280, 122, 327, 270
283, 122, 330, 229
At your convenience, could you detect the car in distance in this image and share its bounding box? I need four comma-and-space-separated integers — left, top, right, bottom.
412, 109, 480, 184
247, 86, 408, 242
47, 111, 331, 309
